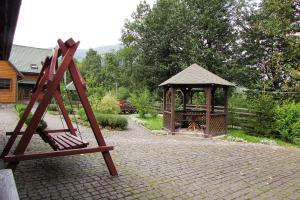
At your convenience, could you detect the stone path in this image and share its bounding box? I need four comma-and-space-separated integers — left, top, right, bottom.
0, 108, 300, 199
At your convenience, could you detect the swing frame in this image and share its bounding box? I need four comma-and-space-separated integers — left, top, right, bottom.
0, 38, 118, 176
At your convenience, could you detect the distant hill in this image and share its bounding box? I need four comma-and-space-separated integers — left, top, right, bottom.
75, 44, 122, 60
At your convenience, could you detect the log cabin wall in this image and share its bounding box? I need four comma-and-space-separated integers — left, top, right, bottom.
0, 60, 17, 103
23, 73, 38, 81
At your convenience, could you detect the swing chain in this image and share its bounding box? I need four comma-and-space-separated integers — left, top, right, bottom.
64, 82, 83, 140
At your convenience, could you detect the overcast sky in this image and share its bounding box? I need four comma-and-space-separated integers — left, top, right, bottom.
13, 0, 155, 49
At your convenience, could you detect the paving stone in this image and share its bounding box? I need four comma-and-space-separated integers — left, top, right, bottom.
0, 108, 300, 199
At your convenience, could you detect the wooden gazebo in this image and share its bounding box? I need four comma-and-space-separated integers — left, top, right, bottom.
159, 64, 234, 136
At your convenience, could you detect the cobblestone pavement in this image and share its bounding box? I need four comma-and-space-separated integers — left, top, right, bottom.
1, 108, 300, 200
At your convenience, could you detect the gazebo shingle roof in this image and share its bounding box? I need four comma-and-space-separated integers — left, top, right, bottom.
159, 63, 234, 87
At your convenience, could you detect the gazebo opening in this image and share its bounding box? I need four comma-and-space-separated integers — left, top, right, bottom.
159, 63, 234, 137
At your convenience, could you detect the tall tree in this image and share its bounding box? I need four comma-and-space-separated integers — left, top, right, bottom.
80, 49, 102, 88
240, 0, 300, 90
121, 0, 246, 90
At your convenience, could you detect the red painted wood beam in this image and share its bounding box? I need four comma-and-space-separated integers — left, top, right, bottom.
58, 39, 118, 176
6, 129, 78, 136
1, 59, 51, 158
3, 146, 113, 162
9, 42, 79, 165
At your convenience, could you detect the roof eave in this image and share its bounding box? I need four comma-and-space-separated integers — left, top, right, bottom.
159, 83, 235, 87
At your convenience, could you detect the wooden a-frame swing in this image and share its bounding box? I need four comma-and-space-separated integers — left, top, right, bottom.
0, 38, 118, 176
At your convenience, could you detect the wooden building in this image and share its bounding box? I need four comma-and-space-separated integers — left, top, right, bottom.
159, 63, 234, 137
0, 45, 52, 103
0, 0, 22, 103
0, 60, 22, 103
9, 45, 52, 101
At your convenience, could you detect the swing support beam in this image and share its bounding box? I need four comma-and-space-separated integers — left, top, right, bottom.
1, 38, 118, 176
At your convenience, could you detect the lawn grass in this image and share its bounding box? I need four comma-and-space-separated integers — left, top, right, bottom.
226, 129, 300, 148
137, 115, 163, 130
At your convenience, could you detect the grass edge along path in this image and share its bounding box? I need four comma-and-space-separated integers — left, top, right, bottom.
225, 129, 300, 148
136, 115, 163, 130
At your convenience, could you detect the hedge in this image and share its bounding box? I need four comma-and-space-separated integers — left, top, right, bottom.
95, 113, 128, 130
16, 104, 47, 130
15, 103, 26, 113
47, 104, 57, 111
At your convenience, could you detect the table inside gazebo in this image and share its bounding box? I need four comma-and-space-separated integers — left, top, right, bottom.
182, 112, 205, 131
163, 107, 227, 134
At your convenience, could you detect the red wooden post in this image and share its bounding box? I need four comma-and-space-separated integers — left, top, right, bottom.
58, 41, 118, 176
1, 59, 50, 158
170, 87, 176, 134
49, 46, 59, 81
32, 57, 51, 93
205, 86, 212, 136
7, 42, 79, 169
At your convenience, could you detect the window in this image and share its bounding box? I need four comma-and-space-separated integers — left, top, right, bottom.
31, 64, 38, 69
0, 78, 11, 90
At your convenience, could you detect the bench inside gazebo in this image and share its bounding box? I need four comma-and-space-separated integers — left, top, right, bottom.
159, 64, 234, 136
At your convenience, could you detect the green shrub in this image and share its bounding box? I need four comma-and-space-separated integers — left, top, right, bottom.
78, 108, 87, 121
95, 113, 128, 129
97, 94, 120, 114
47, 104, 57, 111
89, 95, 101, 113
117, 87, 130, 100
15, 103, 26, 113
130, 90, 152, 118
149, 109, 158, 118
18, 110, 47, 130
275, 101, 300, 143
244, 94, 277, 137
65, 105, 73, 114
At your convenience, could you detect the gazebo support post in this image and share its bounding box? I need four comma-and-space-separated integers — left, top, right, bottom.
182, 88, 187, 112
205, 86, 212, 136
163, 87, 167, 111
224, 86, 229, 134
211, 87, 216, 113
170, 87, 176, 134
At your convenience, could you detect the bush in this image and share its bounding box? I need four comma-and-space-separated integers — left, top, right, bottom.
47, 104, 57, 111
65, 105, 73, 114
95, 113, 128, 129
78, 108, 87, 121
89, 95, 101, 113
97, 94, 120, 114
117, 87, 130, 100
130, 90, 152, 118
18, 109, 47, 130
275, 101, 300, 143
15, 103, 26, 113
244, 94, 277, 137
149, 109, 158, 118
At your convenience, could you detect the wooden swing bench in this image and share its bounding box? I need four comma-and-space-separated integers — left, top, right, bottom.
40, 131, 89, 151
0, 38, 118, 176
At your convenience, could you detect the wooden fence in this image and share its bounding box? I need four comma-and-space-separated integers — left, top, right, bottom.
152, 102, 300, 130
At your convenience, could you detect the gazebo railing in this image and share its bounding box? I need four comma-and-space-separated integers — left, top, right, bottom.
163, 109, 227, 135
163, 111, 172, 130
209, 113, 227, 135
